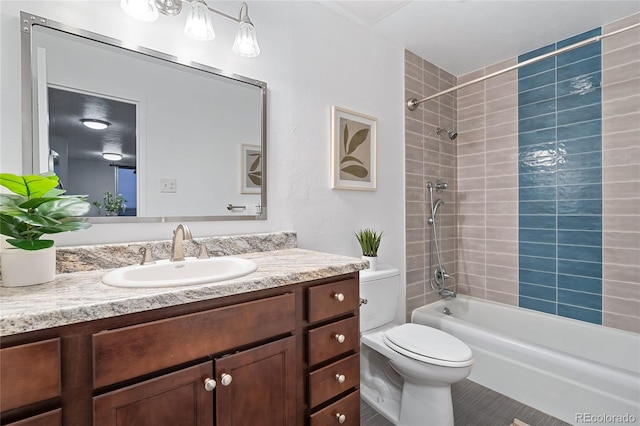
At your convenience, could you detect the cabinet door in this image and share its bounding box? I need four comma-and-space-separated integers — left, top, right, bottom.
215, 336, 296, 426
4, 409, 61, 426
93, 361, 213, 426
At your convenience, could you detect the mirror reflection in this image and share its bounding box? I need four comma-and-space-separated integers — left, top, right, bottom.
24, 14, 267, 221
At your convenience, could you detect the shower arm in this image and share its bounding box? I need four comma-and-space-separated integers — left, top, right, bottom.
406, 22, 640, 110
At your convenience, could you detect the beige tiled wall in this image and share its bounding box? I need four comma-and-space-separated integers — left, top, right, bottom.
602, 14, 640, 333
456, 60, 519, 306
404, 50, 457, 319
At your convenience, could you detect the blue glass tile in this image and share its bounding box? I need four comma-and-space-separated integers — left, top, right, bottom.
520, 255, 556, 272
519, 172, 557, 188
559, 136, 602, 155
519, 70, 556, 92
520, 296, 557, 314
519, 84, 556, 106
519, 99, 557, 120
557, 104, 602, 125
558, 304, 602, 324
557, 151, 602, 170
520, 242, 556, 258
519, 128, 556, 147
558, 120, 602, 140
519, 214, 556, 229
558, 290, 602, 310
558, 274, 602, 294
557, 56, 602, 82
558, 230, 602, 247
558, 168, 602, 185
520, 269, 557, 286
519, 187, 556, 202
558, 245, 602, 263
520, 282, 557, 300
520, 43, 557, 62
557, 215, 602, 231
519, 201, 557, 215
520, 228, 556, 244
557, 72, 601, 97
519, 144, 559, 174
558, 199, 602, 215
557, 42, 602, 67
557, 183, 602, 200
557, 88, 602, 111
557, 28, 601, 49
558, 259, 602, 278
519, 113, 557, 133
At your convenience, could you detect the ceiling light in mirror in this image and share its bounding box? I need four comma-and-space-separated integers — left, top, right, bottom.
102, 153, 123, 161
81, 119, 111, 130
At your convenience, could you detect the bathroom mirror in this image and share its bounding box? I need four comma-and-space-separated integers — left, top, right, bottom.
21, 11, 267, 223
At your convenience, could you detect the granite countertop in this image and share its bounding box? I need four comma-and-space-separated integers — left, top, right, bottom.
0, 248, 367, 337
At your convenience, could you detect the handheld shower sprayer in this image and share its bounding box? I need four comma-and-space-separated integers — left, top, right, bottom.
436, 127, 458, 141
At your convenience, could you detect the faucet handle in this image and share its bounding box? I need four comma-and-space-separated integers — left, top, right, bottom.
196, 243, 209, 259
138, 245, 156, 265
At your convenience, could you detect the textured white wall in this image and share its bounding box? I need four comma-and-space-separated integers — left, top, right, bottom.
1, 1, 406, 309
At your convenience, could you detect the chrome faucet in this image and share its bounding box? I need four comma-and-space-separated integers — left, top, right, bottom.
439, 288, 457, 299
171, 224, 193, 262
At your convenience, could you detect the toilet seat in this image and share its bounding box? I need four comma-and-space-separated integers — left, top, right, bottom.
383, 324, 473, 367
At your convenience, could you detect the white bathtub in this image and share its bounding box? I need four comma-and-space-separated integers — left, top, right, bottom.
411, 295, 640, 425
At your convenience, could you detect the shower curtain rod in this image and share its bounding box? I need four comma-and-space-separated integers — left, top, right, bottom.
406, 22, 640, 110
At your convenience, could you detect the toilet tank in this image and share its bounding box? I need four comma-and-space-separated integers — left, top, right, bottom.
359, 265, 401, 332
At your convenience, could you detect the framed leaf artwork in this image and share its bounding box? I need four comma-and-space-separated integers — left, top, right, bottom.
331, 106, 377, 190
241, 144, 262, 194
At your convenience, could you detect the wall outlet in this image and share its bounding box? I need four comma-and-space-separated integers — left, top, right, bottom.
160, 178, 177, 193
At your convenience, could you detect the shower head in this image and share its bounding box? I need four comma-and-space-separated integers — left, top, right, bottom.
436, 127, 458, 141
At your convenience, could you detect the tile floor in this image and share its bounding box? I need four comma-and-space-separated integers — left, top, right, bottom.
360, 379, 571, 426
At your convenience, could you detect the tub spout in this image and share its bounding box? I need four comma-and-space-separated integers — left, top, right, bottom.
439, 288, 457, 299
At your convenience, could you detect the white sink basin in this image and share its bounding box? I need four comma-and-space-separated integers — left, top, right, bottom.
102, 257, 258, 288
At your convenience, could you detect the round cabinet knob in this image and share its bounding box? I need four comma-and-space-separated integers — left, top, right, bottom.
220, 373, 233, 386
334, 293, 345, 302
203, 378, 216, 392
335, 374, 346, 384
334, 334, 346, 343
336, 413, 346, 424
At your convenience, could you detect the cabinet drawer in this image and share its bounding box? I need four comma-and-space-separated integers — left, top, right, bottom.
307, 316, 359, 367
4, 409, 61, 426
309, 390, 360, 426
307, 278, 359, 323
309, 353, 359, 408
0, 338, 61, 412
93, 293, 295, 388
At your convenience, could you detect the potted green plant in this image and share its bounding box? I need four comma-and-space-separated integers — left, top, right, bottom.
354, 228, 383, 271
92, 191, 127, 216
0, 172, 91, 287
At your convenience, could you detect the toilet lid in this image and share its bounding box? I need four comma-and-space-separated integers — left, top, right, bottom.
383, 324, 473, 365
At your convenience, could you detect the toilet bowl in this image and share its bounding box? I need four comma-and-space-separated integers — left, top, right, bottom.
360, 266, 473, 426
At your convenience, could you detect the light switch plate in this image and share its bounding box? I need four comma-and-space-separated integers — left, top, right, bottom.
160, 178, 177, 193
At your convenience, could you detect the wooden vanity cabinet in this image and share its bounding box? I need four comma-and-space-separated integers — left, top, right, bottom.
0, 272, 361, 426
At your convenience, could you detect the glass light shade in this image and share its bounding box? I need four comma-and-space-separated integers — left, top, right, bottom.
233, 20, 260, 58
184, 1, 215, 41
120, 0, 159, 22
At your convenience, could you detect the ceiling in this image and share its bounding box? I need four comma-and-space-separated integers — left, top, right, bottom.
321, 1, 640, 76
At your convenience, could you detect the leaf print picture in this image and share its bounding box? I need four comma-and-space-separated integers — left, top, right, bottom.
241, 144, 262, 194
331, 106, 377, 191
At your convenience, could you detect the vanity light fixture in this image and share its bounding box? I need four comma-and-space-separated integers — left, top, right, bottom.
81, 119, 111, 130
122, 0, 260, 57
102, 153, 123, 161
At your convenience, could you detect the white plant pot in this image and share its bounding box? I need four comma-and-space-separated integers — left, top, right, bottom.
0, 246, 56, 287
363, 255, 378, 271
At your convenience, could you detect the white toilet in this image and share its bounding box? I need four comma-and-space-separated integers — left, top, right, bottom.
360, 265, 473, 426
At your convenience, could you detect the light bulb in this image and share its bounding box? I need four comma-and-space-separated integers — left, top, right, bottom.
233, 19, 260, 58
120, 0, 159, 22
184, 0, 215, 41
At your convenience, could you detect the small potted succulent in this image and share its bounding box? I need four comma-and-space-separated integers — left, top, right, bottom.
93, 191, 127, 216
354, 228, 383, 271
0, 173, 91, 287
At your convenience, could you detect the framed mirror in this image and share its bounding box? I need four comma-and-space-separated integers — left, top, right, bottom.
21, 11, 267, 223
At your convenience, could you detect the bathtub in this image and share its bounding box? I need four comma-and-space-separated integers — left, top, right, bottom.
411, 295, 640, 425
